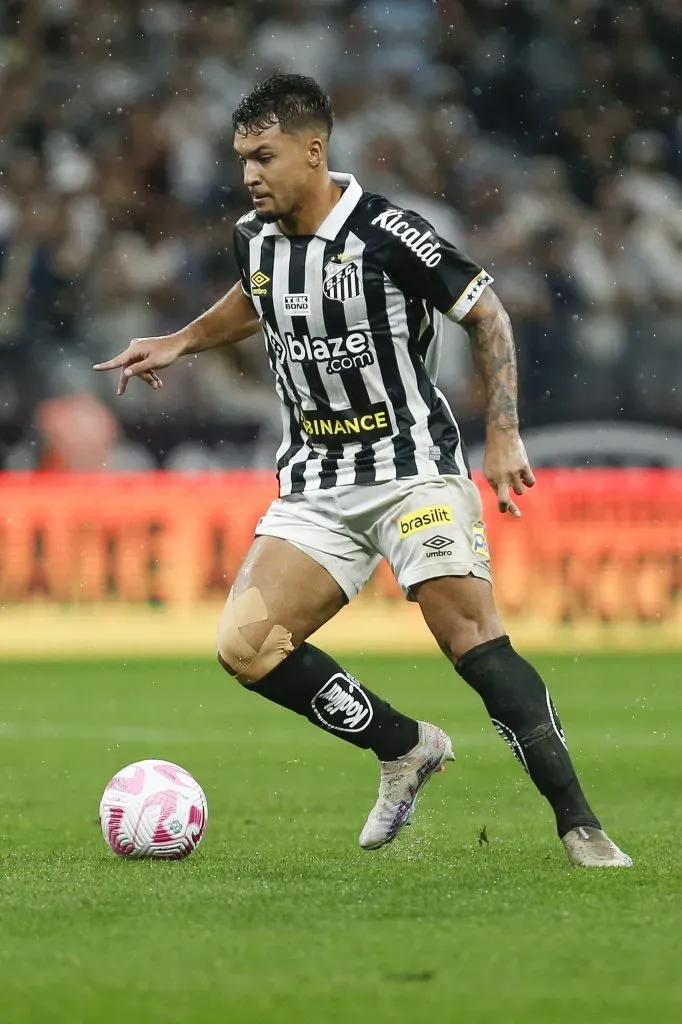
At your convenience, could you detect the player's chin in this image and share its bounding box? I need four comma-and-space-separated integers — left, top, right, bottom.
252, 196, 279, 221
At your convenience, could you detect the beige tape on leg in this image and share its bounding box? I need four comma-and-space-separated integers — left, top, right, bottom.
218, 587, 294, 683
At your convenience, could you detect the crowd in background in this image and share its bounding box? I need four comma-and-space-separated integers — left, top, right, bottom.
0, 0, 680, 470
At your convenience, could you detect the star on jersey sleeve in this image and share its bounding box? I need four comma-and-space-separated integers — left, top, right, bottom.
377, 206, 494, 321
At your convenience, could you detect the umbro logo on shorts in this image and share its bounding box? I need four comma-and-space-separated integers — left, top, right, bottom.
423, 535, 454, 551
423, 535, 454, 558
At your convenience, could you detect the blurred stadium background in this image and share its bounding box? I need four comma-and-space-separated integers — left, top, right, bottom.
2, 8, 682, 1022
1, 0, 681, 654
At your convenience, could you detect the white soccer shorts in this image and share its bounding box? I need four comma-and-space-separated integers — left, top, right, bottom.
254, 474, 492, 601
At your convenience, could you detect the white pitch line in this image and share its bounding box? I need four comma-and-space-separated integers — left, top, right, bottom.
0, 722, 676, 748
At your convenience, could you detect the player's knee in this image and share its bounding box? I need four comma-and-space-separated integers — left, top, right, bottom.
216, 626, 294, 685
216, 627, 294, 685
216, 587, 295, 685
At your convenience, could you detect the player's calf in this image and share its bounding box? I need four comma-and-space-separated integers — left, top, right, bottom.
455, 635, 603, 838
438, 624, 631, 864
219, 634, 453, 848
218, 631, 418, 767
217, 585, 419, 760
417, 576, 605, 841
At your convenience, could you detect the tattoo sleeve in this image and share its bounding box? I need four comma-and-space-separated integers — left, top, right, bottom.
462, 289, 519, 430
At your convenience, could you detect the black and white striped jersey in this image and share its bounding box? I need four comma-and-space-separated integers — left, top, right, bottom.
233, 172, 493, 495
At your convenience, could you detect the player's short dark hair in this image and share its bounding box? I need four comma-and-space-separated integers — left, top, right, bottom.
232, 74, 334, 139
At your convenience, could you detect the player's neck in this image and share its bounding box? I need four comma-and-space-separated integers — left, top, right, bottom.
278, 177, 343, 237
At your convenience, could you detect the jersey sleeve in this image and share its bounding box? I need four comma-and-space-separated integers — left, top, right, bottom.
379, 207, 494, 321
232, 220, 251, 297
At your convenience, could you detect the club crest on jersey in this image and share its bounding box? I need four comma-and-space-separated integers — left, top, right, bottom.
323, 259, 362, 302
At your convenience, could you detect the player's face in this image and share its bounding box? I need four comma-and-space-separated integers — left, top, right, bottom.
234, 124, 319, 223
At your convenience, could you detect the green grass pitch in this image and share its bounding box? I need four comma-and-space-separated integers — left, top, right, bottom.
1, 653, 680, 1023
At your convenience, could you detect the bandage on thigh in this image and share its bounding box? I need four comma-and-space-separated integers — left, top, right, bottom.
217, 587, 294, 683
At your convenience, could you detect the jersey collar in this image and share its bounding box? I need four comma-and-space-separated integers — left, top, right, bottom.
259, 172, 362, 239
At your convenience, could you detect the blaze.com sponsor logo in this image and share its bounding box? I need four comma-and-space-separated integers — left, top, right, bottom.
263, 321, 374, 375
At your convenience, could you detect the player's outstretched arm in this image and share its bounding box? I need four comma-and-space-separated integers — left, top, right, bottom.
93, 282, 260, 396
460, 288, 535, 517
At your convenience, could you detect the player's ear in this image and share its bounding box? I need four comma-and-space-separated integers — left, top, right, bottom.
308, 136, 325, 169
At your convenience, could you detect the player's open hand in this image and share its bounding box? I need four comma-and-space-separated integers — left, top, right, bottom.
482, 427, 535, 518
93, 334, 187, 396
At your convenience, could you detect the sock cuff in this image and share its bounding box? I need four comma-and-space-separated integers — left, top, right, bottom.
244, 641, 308, 693
455, 635, 511, 676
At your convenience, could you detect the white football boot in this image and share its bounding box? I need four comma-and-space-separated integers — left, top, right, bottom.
359, 722, 455, 850
562, 826, 633, 867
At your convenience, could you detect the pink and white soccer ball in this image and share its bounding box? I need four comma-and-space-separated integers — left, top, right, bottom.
99, 759, 208, 859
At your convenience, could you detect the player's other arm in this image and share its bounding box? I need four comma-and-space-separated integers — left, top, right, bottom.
460, 289, 535, 517
93, 282, 260, 396
377, 203, 534, 516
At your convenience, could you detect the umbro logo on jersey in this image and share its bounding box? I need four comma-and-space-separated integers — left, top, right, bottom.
323, 259, 362, 302
371, 208, 442, 267
250, 270, 270, 296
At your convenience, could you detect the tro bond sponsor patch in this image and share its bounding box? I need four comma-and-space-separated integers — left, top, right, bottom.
398, 505, 453, 539
283, 293, 310, 315
311, 673, 373, 733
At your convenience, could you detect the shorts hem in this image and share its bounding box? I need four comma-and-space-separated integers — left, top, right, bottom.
254, 524, 365, 602
400, 561, 492, 601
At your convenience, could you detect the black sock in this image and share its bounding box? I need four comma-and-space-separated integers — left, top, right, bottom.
455, 636, 600, 838
229, 643, 419, 762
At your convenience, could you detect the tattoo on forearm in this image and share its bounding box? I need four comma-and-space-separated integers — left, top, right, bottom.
465, 299, 519, 429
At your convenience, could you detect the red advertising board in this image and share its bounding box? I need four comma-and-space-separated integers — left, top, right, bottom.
1, 470, 681, 625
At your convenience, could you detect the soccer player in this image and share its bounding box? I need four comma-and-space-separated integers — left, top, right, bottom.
94, 74, 631, 867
